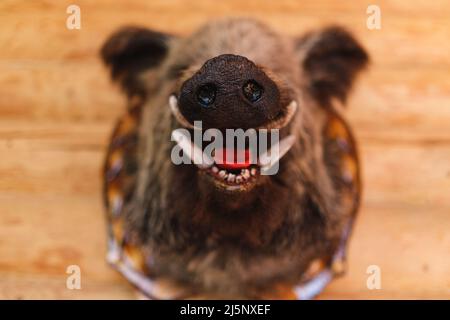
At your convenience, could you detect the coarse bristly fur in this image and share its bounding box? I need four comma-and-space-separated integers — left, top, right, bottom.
101, 17, 369, 297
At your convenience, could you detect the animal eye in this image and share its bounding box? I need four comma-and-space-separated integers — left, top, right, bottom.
196, 83, 216, 107
242, 80, 263, 102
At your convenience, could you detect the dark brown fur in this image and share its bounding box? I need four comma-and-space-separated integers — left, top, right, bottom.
101, 18, 368, 297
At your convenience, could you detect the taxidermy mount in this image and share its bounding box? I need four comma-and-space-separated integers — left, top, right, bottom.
101, 17, 368, 299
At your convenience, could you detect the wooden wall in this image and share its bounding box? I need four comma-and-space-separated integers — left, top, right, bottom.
0, 0, 449, 299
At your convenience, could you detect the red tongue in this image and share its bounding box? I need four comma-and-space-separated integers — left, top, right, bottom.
214, 148, 252, 170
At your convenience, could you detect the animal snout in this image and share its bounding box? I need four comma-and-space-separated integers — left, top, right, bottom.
178, 54, 282, 129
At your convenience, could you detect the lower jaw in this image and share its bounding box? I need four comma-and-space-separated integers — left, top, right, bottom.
199, 166, 260, 192
198, 175, 262, 212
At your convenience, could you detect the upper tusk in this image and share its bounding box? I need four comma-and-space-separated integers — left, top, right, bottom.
169, 95, 200, 129
258, 100, 298, 130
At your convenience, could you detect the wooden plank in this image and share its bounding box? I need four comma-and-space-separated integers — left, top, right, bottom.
0, 275, 135, 299
1, 64, 450, 142
361, 143, 450, 210
321, 205, 450, 299
0, 123, 109, 195
0, 193, 110, 280
0, 0, 449, 66
0, 63, 124, 122
1, 194, 448, 299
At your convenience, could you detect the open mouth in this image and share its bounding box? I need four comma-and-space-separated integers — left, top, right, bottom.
169, 95, 297, 191
206, 164, 260, 191
205, 147, 260, 191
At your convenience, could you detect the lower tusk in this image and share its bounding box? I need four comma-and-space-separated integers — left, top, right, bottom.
171, 129, 214, 169
259, 135, 296, 170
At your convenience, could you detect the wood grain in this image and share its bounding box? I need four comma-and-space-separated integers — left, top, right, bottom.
0, 0, 449, 299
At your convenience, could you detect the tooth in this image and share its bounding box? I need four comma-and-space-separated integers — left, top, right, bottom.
242, 169, 250, 179
259, 135, 295, 170
171, 129, 213, 169
250, 168, 257, 176
212, 166, 219, 173
236, 176, 243, 183
219, 170, 227, 178
227, 174, 235, 182
169, 95, 201, 129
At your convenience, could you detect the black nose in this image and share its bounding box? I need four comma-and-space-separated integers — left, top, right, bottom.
178, 54, 281, 129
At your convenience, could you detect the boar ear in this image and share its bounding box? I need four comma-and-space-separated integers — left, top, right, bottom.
296, 26, 369, 106
101, 26, 172, 96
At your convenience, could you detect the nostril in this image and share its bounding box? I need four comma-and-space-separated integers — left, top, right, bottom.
242, 80, 263, 103
196, 83, 216, 107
